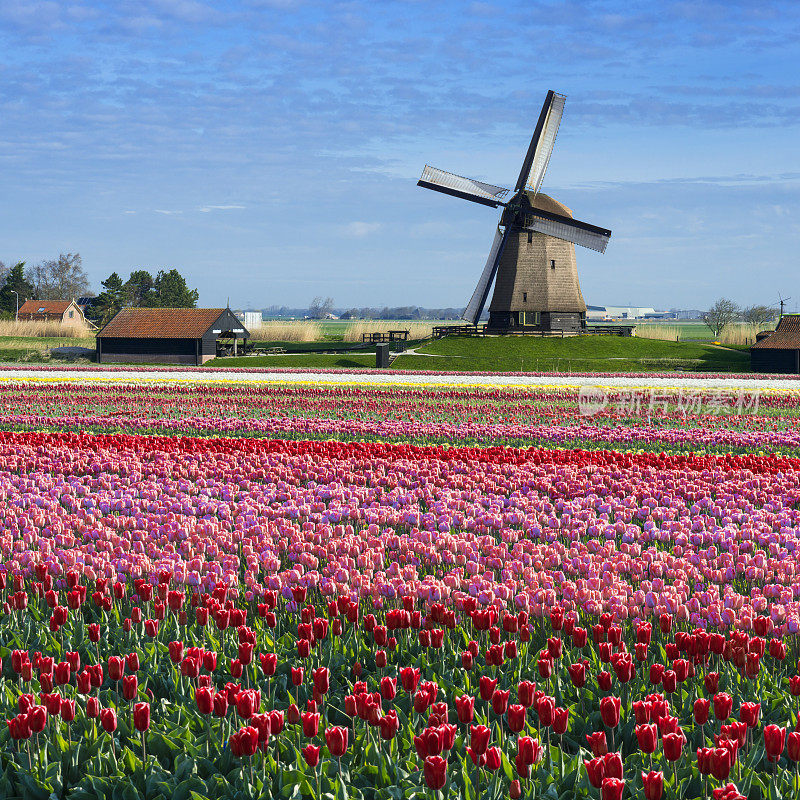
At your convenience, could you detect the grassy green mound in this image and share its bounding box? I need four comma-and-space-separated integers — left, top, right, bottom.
393, 335, 750, 373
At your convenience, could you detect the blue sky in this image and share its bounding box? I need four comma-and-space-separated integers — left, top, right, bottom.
1, 0, 799, 310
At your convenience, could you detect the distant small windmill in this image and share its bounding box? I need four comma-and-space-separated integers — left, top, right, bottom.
418, 90, 611, 332
779, 292, 791, 320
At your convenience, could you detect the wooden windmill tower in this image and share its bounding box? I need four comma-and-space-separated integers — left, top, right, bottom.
418, 90, 611, 332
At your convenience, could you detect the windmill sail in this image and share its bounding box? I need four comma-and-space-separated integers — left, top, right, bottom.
524, 209, 611, 253
463, 226, 510, 324
418, 165, 510, 208
515, 91, 566, 196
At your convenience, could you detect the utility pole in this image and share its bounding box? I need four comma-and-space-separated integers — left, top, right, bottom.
11, 290, 19, 322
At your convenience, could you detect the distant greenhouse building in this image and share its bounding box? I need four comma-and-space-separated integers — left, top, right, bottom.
586, 305, 657, 321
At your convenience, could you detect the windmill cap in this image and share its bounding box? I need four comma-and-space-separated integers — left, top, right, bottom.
525, 191, 573, 218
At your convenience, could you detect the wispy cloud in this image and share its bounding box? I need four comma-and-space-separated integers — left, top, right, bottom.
341, 221, 383, 237
199, 204, 246, 212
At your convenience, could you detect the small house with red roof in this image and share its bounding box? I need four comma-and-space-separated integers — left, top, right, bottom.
750, 315, 800, 374
18, 299, 87, 324
96, 307, 249, 366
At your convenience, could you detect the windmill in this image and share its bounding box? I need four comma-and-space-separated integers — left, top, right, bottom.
418, 90, 611, 332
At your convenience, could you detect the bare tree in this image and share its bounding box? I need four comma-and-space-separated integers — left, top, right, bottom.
27, 253, 91, 300
308, 296, 335, 319
741, 304, 776, 327
702, 298, 741, 338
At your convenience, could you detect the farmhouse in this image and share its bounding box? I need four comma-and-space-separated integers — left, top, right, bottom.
750, 314, 800, 374
18, 299, 88, 324
97, 307, 249, 366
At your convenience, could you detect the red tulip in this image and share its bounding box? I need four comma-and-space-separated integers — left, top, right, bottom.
196, 687, 213, 714
508, 704, 526, 733
423, 755, 446, 790
601, 777, 625, 800
400, 667, 420, 693
787, 731, 800, 762
108, 656, 124, 682
479, 676, 497, 701
713, 693, 732, 721
584, 757, 606, 788
510, 780, 521, 799
133, 702, 150, 732
301, 711, 320, 737
469, 724, 490, 755
461, 651, 474, 670
455, 694, 474, 723
710, 746, 732, 780
259, 652, 277, 677
598, 671, 613, 692
491, 689, 510, 715
553, 707, 569, 735
636, 723, 658, 754
122, 675, 138, 700
28, 706, 47, 733
764, 725, 785, 763
586, 731, 608, 756
663, 731, 684, 762
517, 736, 543, 766
7, 714, 30, 740
642, 770, 664, 800
54, 661, 71, 685
213, 692, 228, 717
325, 726, 348, 757
379, 711, 399, 741
302, 744, 320, 767
380, 676, 396, 701
297, 640, 311, 658
739, 702, 760, 729
230, 726, 259, 757
311, 667, 330, 696
125, 652, 139, 672
236, 689, 260, 719
485, 746, 501, 771
599, 696, 621, 728
536, 695, 555, 727
100, 708, 117, 733
661, 670, 677, 694
694, 698, 710, 726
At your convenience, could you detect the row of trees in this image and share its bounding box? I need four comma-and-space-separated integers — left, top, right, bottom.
0, 255, 91, 314
0, 254, 199, 322
702, 300, 778, 337
92, 270, 199, 325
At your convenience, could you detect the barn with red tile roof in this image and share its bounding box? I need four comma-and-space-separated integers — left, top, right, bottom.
750, 315, 800, 374
96, 307, 249, 365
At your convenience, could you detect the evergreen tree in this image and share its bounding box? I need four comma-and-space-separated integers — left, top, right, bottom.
147, 269, 198, 308
0, 263, 34, 315
123, 270, 154, 307
92, 272, 126, 325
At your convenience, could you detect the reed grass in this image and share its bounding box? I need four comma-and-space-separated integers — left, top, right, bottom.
247, 321, 323, 342
342, 321, 435, 342
634, 324, 681, 342
717, 322, 775, 346
0, 320, 92, 338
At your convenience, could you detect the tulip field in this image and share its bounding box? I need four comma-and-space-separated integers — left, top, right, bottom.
3, 378, 800, 799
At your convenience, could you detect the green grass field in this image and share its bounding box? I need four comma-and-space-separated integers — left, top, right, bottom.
392, 335, 750, 373
208, 335, 750, 373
